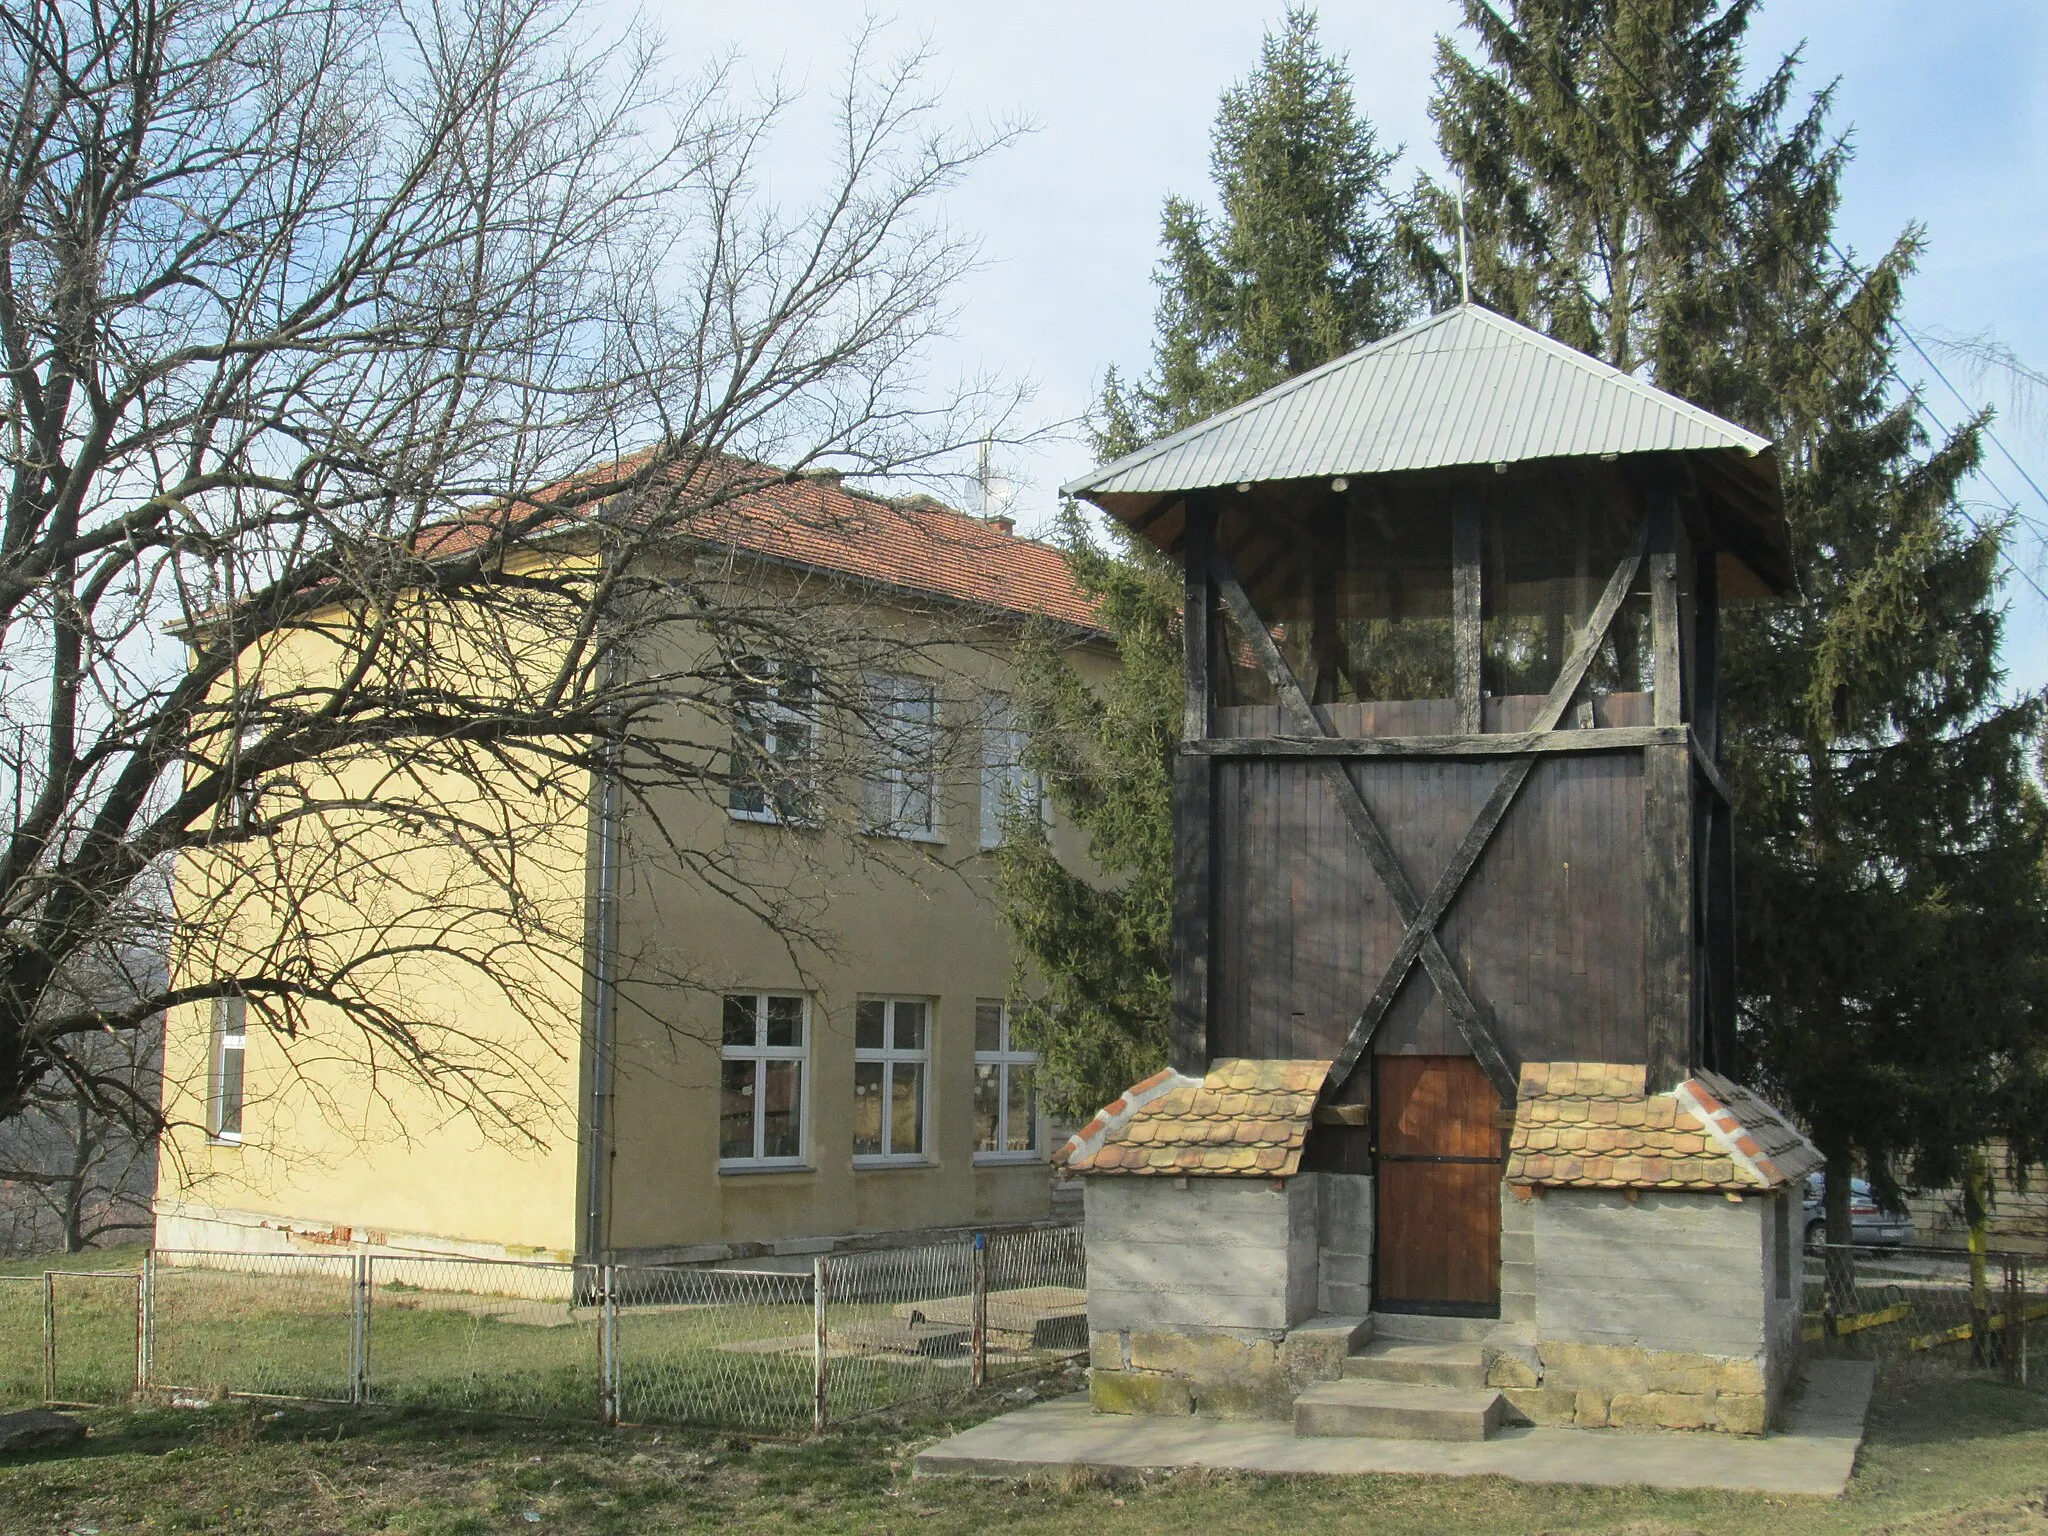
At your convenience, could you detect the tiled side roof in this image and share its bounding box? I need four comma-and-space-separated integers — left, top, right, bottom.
409, 454, 1099, 631
1057, 1059, 1331, 1178
1506, 1061, 1819, 1192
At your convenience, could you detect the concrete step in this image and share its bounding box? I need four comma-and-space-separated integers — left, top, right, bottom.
1344, 1339, 1488, 1389
1368, 1310, 1495, 1344
1293, 1379, 1507, 1442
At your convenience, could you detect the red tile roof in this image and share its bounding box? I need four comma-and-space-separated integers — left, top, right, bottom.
1056, 1059, 1332, 1179
419, 453, 1099, 632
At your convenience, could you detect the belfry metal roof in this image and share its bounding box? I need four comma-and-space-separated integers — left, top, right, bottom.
1063, 303, 1771, 496
1062, 304, 1791, 593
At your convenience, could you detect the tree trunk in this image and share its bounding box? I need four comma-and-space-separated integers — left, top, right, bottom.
1966, 1146, 1993, 1367
1823, 1144, 1856, 1315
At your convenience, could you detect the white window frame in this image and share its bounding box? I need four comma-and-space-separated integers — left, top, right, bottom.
209, 996, 247, 1144
862, 675, 942, 842
727, 658, 819, 826
852, 996, 932, 1166
972, 999, 1041, 1163
979, 696, 1048, 850
718, 993, 811, 1171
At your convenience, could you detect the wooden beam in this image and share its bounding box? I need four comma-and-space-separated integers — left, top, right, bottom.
1174, 499, 1216, 1075
1186, 726, 1682, 759
1326, 517, 1650, 1096
1171, 753, 1213, 1077
1184, 498, 1212, 743
1693, 548, 1721, 759
1208, 548, 1519, 1103
1689, 727, 1734, 807
1644, 741, 1695, 1092
1453, 495, 1483, 733
1649, 483, 1684, 728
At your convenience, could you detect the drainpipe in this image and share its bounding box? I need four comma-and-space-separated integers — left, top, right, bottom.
584, 632, 624, 1263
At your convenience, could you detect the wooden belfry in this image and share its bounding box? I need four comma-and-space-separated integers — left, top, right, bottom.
1064, 306, 1791, 1305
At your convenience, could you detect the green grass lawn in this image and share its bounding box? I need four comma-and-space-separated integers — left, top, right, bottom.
0, 1250, 1057, 1432
0, 1365, 2045, 1534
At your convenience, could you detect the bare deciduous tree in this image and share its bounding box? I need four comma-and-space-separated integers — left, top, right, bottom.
0, 0, 1027, 1153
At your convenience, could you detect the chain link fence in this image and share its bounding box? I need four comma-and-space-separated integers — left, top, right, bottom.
0, 1224, 1084, 1431
1806, 1244, 2042, 1385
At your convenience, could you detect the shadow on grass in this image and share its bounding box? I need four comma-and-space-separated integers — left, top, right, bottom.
1859, 1363, 2048, 1449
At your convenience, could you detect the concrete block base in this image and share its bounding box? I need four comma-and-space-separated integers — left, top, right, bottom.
1088, 1315, 1368, 1421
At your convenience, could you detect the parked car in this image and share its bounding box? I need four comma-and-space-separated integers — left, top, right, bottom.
1803, 1173, 1913, 1249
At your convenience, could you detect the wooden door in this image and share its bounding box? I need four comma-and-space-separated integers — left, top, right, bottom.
1374, 1054, 1505, 1314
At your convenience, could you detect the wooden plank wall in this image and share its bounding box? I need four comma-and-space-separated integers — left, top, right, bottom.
1209, 701, 1649, 1067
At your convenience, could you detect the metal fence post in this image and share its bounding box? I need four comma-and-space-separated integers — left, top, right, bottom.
42, 1271, 55, 1404
971, 1233, 988, 1389
135, 1253, 153, 1397
812, 1255, 828, 1436
599, 1263, 619, 1427
350, 1252, 370, 1406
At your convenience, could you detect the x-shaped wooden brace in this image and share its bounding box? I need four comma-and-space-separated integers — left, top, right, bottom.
1208, 513, 1648, 1105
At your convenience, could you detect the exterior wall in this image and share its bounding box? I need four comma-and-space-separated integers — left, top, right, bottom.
595, 596, 1111, 1259
1083, 1174, 1361, 1419
1483, 1188, 1794, 1434
1904, 1140, 2048, 1256
156, 559, 593, 1261
155, 546, 1105, 1264
1317, 1172, 1373, 1316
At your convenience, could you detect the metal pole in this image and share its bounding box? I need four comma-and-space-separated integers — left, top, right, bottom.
812, 1256, 828, 1436
42, 1272, 55, 1404
350, 1253, 370, 1406
134, 1255, 150, 1397
971, 1233, 988, 1389
600, 1263, 619, 1427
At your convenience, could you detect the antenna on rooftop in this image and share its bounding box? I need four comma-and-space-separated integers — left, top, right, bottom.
1457, 182, 1472, 306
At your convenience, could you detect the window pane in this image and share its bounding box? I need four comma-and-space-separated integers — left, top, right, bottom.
973, 1064, 1001, 1152
855, 1001, 886, 1051
217, 1041, 245, 1138
723, 995, 758, 1047
891, 1062, 924, 1155
893, 1000, 926, 1052
1006, 1064, 1036, 1152
761, 1060, 801, 1160
765, 995, 804, 1048
853, 1062, 885, 1155
720, 1060, 756, 1160
974, 1001, 1003, 1054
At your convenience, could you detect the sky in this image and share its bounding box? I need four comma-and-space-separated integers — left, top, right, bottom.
621, 0, 2048, 686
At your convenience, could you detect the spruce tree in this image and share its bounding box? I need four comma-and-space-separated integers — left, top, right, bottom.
997, 9, 1411, 1117
1423, 0, 2048, 1246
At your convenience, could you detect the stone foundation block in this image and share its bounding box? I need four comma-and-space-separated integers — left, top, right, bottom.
1540, 1341, 1765, 1399
1716, 1393, 1768, 1435
1485, 1344, 1540, 1389
1126, 1330, 1275, 1377
1501, 1386, 1576, 1425
1279, 1316, 1368, 1385
1573, 1389, 1610, 1427
1089, 1331, 1126, 1369
1089, 1369, 1191, 1417
1189, 1375, 1297, 1420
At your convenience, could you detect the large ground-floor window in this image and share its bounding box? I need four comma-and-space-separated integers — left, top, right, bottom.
720, 993, 808, 1169
972, 999, 1038, 1161
853, 997, 929, 1164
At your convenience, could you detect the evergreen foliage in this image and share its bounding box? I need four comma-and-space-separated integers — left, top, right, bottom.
996, 10, 1410, 1116
1421, 0, 2048, 1238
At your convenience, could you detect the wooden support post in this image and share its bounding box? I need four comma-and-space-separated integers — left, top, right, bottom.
1173, 498, 1215, 1077
1644, 739, 1695, 1093
1649, 484, 1684, 728
1693, 550, 1720, 758
971, 1232, 989, 1389
1453, 495, 1483, 734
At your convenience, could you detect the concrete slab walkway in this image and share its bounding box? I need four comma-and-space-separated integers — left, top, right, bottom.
916, 1360, 1876, 1497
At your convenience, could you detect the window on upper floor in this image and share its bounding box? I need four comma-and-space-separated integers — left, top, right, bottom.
209, 996, 247, 1143
727, 658, 819, 825
853, 997, 929, 1163
972, 999, 1038, 1161
978, 696, 1047, 850
861, 675, 940, 841
719, 992, 808, 1169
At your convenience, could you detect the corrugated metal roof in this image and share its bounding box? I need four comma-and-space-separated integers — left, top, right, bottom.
1061, 304, 1771, 499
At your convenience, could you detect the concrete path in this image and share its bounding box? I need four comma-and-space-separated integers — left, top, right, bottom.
915, 1360, 1876, 1496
